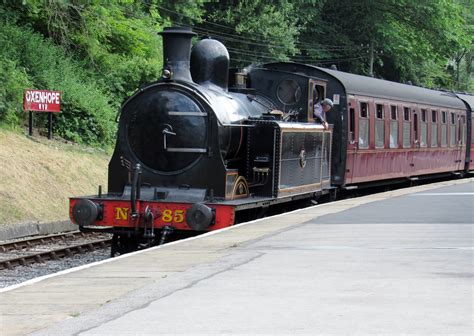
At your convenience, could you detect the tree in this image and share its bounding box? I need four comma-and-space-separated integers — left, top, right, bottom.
197, 1, 318, 66
303, 0, 470, 88
452, 0, 473, 91
2, 0, 165, 101
0, 0, 167, 144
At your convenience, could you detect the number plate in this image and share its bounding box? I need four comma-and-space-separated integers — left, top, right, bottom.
159, 208, 186, 224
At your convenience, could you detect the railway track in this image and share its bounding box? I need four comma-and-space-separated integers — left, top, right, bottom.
0, 232, 112, 270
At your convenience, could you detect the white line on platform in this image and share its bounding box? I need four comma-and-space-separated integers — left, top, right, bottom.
410, 193, 474, 196
0, 200, 318, 294
1, 178, 471, 293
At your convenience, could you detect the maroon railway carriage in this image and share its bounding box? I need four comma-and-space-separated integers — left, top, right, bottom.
260, 63, 470, 189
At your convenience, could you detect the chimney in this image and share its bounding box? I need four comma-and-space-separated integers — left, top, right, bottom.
159, 27, 196, 82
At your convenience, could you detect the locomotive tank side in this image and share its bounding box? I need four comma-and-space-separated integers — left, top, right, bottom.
247, 63, 346, 188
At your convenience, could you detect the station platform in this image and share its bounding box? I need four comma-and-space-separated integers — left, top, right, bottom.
1, 178, 472, 335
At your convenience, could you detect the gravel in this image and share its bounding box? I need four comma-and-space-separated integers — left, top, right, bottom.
0, 248, 110, 289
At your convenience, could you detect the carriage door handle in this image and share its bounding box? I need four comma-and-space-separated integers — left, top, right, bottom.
352, 141, 359, 152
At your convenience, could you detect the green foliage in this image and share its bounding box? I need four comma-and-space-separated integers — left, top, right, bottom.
4, 0, 164, 103
166, 0, 471, 90
67, 1, 163, 100
0, 0, 166, 145
0, 0, 472, 149
314, 0, 470, 87
0, 59, 31, 127
150, 0, 207, 25
452, 0, 474, 92
0, 22, 116, 144
207, 1, 301, 62
199, 1, 310, 65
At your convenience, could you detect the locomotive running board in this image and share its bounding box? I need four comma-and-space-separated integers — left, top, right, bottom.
343, 185, 358, 190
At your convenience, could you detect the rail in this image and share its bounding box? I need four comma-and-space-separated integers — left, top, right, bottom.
0, 232, 112, 270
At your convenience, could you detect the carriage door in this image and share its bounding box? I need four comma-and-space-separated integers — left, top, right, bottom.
408, 109, 421, 173
456, 113, 464, 171
345, 96, 357, 184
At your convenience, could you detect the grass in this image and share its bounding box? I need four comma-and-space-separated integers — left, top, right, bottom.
0, 128, 110, 225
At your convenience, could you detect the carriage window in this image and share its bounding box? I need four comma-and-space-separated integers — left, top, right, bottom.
431, 110, 438, 147
390, 106, 398, 148
403, 107, 410, 148
359, 102, 369, 149
441, 111, 447, 146
413, 113, 419, 142
450, 112, 456, 146
390, 106, 397, 120
420, 109, 427, 146
349, 108, 355, 142
376, 104, 384, 119
460, 116, 466, 145
375, 104, 384, 148
360, 102, 368, 118
403, 107, 410, 121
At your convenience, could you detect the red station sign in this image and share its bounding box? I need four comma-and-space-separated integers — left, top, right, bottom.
23, 89, 61, 113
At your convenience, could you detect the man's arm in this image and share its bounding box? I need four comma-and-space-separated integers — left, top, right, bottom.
313, 103, 325, 122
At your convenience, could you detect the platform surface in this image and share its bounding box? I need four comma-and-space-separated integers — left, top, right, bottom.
0, 179, 473, 335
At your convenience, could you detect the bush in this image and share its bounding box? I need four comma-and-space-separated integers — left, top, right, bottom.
0, 23, 116, 145
0, 59, 31, 127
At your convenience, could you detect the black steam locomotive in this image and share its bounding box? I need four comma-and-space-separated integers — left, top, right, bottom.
70, 27, 472, 255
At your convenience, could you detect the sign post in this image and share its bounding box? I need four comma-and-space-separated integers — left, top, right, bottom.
23, 89, 61, 139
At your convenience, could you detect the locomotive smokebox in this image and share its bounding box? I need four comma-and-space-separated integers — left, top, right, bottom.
191, 38, 230, 91
159, 27, 196, 82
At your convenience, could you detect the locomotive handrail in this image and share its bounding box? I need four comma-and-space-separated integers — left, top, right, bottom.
166, 148, 207, 153
221, 123, 255, 127
161, 125, 207, 153
130, 164, 141, 219
167, 111, 208, 116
